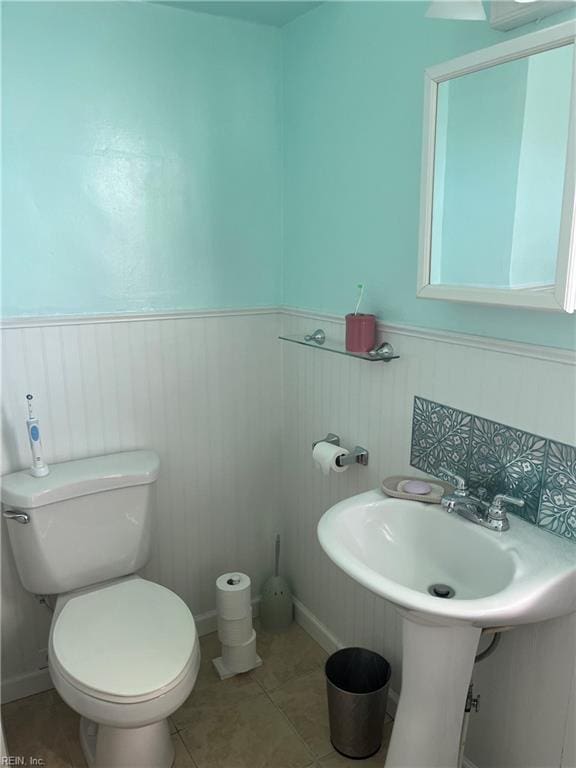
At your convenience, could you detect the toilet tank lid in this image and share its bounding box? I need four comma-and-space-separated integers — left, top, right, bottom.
1, 451, 160, 510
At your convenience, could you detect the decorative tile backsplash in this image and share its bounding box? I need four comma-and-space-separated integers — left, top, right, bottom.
540, 441, 576, 540
411, 398, 472, 479
468, 419, 545, 524
410, 396, 576, 542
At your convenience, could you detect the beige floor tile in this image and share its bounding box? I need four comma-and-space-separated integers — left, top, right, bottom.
3, 687, 193, 768
173, 632, 263, 729
3, 689, 89, 768
251, 622, 327, 693
1, 626, 329, 768
318, 720, 394, 767
1, 688, 58, 717
3, 691, 75, 768
3, 690, 195, 768
179, 692, 313, 768
270, 669, 333, 759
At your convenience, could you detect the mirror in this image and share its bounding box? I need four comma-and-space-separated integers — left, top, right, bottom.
418, 22, 576, 312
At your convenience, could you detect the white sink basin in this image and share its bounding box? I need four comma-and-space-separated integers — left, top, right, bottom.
317, 490, 576, 768
318, 490, 576, 627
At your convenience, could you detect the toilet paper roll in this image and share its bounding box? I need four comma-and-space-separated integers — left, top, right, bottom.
313, 441, 349, 476
216, 573, 252, 620
222, 630, 258, 674
218, 611, 253, 646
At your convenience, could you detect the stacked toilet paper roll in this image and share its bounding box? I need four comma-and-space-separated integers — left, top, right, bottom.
212, 573, 262, 680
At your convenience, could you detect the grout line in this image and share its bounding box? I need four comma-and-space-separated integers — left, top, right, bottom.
169, 715, 181, 735
174, 731, 200, 768
258, 664, 335, 763
260, 685, 318, 764
247, 669, 269, 697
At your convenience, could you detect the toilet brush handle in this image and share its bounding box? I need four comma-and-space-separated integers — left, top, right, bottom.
275, 534, 280, 577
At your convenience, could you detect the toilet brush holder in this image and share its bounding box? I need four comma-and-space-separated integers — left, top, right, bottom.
260, 534, 293, 632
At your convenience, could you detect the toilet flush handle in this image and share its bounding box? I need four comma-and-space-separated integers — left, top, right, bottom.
2, 509, 30, 524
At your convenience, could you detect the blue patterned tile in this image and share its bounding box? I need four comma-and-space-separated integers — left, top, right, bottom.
468, 417, 545, 523
410, 397, 472, 479
539, 441, 576, 541
410, 396, 575, 541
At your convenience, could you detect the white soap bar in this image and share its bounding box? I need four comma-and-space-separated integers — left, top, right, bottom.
402, 480, 432, 495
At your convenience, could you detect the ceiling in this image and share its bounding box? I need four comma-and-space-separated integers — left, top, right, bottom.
155, 1, 323, 27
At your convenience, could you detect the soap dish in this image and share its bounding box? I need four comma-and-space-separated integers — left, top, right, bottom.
381, 475, 453, 504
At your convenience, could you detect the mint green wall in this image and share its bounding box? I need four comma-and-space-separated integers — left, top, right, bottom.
3, 1, 575, 349
509, 46, 573, 287
283, 1, 576, 349
435, 59, 528, 287
435, 44, 572, 289
2, 2, 281, 316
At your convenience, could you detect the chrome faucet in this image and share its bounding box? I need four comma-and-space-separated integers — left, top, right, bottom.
439, 468, 524, 532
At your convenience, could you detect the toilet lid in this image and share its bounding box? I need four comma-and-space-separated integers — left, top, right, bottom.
52, 578, 197, 699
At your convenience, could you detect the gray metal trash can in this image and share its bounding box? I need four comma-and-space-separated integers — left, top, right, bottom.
326, 647, 391, 759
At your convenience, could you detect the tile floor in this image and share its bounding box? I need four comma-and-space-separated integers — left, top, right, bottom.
2, 623, 394, 768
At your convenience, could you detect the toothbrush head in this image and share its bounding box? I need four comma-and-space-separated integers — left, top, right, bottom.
353, 283, 365, 316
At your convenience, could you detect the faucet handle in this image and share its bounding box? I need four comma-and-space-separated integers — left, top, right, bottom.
489, 494, 525, 516
439, 467, 468, 496
486, 494, 524, 532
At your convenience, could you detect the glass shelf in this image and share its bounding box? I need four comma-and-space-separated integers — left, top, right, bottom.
278, 335, 400, 362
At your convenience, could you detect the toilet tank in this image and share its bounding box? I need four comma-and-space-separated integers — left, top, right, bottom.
1, 451, 160, 595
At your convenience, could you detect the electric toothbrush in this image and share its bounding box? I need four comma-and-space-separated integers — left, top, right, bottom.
26, 394, 50, 477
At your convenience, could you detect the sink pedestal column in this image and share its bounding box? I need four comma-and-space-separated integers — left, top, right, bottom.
385, 616, 481, 768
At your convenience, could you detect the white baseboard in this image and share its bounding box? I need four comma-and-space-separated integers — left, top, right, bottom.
1, 598, 261, 704
293, 598, 343, 655
1, 668, 53, 704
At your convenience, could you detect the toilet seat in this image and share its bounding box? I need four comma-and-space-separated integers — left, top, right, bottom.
50, 577, 198, 704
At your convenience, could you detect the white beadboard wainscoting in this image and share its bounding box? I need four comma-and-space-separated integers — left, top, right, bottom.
1, 306, 575, 768
1, 310, 282, 700
279, 309, 576, 768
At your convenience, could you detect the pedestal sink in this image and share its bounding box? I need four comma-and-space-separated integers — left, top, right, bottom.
317, 491, 576, 768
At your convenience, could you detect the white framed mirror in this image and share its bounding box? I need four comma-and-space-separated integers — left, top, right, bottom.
418, 21, 576, 312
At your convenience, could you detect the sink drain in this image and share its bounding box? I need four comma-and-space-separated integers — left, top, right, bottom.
428, 583, 455, 599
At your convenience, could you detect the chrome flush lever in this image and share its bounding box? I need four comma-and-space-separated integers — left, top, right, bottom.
2, 510, 30, 524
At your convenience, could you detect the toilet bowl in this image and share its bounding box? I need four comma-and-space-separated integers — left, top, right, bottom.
49, 576, 200, 768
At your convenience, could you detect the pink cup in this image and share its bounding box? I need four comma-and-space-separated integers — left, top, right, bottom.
345, 313, 377, 354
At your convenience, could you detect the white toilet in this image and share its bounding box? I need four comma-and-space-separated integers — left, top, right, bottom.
2, 451, 200, 768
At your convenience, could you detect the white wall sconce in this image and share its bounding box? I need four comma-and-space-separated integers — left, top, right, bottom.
425, 1, 487, 20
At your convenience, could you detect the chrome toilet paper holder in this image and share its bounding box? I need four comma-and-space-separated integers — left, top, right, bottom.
312, 433, 340, 449
312, 433, 369, 467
